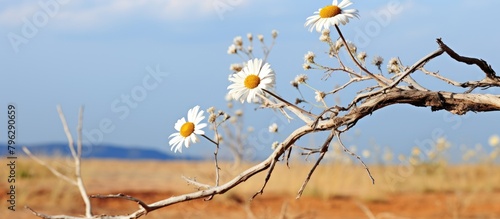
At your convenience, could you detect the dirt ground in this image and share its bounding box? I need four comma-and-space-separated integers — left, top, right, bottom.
87, 190, 500, 219
4, 189, 500, 219
1, 159, 500, 219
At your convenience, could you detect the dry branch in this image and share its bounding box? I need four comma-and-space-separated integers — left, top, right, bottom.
437, 38, 497, 79
25, 106, 93, 218
25, 38, 499, 219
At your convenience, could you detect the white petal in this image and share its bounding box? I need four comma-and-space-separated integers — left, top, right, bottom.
227, 82, 242, 90
171, 143, 182, 153
255, 59, 263, 72
187, 134, 199, 146
173, 117, 186, 131
246, 89, 255, 103
194, 129, 205, 135
339, 0, 352, 8
188, 105, 199, 122
305, 15, 320, 25
195, 123, 207, 133
193, 110, 205, 124
183, 137, 191, 148
169, 132, 180, 139
169, 135, 184, 153
260, 78, 275, 87
315, 19, 327, 31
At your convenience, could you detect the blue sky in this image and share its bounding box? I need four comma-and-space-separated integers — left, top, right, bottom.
1, 0, 499, 160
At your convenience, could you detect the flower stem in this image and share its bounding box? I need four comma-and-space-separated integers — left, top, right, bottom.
202, 134, 218, 146
335, 25, 388, 86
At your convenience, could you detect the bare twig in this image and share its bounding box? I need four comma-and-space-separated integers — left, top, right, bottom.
277, 202, 289, 219
77, 107, 83, 157
335, 25, 390, 86
262, 34, 277, 63
298, 145, 323, 156
264, 89, 317, 122
437, 38, 497, 79
57, 106, 92, 217
90, 194, 153, 212
296, 130, 335, 198
220, 111, 244, 167
25, 106, 93, 218
25, 206, 84, 219
202, 134, 220, 201
57, 106, 77, 160
285, 145, 293, 167
327, 77, 366, 95
181, 176, 212, 189
244, 202, 258, 219
321, 66, 363, 79
252, 158, 278, 200
420, 68, 463, 87
350, 45, 445, 107
336, 132, 375, 184
355, 201, 376, 219
22, 147, 76, 185
401, 74, 429, 91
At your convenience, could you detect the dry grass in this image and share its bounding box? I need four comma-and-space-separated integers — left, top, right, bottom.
1, 156, 500, 218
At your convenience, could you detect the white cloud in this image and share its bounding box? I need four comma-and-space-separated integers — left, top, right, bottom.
0, 0, 249, 29
0, 2, 39, 26
362, 0, 415, 22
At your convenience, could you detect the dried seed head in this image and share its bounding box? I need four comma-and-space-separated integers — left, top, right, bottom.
304, 51, 315, 63
271, 30, 278, 39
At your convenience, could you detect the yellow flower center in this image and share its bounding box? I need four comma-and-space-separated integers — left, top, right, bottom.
244, 74, 260, 89
319, 5, 341, 18
180, 122, 195, 137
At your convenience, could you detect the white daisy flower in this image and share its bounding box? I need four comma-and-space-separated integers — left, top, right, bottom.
168, 105, 207, 153
305, 0, 359, 32
227, 58, 275, 103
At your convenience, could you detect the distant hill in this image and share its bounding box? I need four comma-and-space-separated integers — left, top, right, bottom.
1, 143, 200, 160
